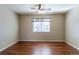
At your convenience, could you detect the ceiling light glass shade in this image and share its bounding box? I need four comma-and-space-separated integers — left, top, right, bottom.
38, 10, 45, 13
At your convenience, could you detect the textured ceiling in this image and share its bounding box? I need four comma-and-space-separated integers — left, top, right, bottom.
7, 4, 77, 14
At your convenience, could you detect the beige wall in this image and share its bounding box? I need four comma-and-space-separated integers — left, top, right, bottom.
19, 14, 65, 42
0, 5, 19, 51
65, 6, 79, 49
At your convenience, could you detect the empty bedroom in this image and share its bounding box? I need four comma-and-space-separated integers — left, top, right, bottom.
0, 4, 79, 55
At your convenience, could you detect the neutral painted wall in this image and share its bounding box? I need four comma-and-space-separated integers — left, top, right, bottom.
65, 6, 79, 49
19, 14, 65, 42
0, 5, 19, 51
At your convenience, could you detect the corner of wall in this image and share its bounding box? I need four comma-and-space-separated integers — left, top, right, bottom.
65, 41, 79, 50
0, 40, 18, 52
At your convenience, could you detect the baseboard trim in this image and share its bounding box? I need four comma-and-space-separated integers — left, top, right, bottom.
19, 40, 64, 42
0, 40, 18, 52
65, 41, 79, 50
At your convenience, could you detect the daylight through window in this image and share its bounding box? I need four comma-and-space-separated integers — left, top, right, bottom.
32, 18, 50, 32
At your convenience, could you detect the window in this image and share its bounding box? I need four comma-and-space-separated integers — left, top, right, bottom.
32, 18, 50, 32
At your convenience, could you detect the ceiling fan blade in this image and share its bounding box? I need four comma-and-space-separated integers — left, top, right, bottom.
39, 8, 51, 10
31, 8, 35, 9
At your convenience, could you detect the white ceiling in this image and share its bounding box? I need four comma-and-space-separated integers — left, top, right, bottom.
7, 4, 78, 14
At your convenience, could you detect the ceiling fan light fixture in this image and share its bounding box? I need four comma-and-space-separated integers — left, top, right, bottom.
31, 4, 51, 11
38, 10, 45, 14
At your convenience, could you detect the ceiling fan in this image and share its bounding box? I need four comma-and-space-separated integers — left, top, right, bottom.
31, 4, 51, 11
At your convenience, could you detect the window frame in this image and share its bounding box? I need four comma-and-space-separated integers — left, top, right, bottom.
32, 18, 50, 32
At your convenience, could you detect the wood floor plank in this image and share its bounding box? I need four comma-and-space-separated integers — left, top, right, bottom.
0, 41, 79, 55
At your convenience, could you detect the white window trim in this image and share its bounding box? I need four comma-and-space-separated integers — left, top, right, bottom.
32, 18, 50, 32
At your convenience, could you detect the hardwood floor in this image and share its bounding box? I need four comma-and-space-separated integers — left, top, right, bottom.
0, 41, 79, 55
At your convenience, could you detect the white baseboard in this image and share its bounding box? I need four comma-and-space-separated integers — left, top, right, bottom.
65, 41, 79, 50
19, 40, 64, 42
0, 40, 18, 52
